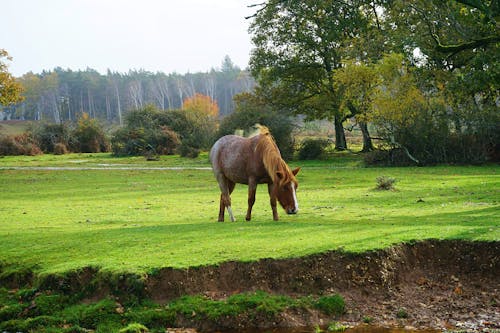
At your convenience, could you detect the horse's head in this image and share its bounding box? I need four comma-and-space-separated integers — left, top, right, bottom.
276, 167, 300, 215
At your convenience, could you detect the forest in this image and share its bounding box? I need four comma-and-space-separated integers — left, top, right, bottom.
0, 56, 254, 123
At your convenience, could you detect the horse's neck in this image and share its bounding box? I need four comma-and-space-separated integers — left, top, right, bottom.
256, 135, 287, 184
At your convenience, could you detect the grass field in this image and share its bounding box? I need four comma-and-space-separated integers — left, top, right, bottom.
0, 153, 498, 276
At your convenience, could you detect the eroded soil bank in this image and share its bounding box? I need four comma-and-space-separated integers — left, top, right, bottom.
2, 240, 499, 331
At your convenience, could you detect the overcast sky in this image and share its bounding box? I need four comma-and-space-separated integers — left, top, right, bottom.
1, 0, 255, 77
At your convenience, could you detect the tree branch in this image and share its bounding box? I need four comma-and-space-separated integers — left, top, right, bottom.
432, 33, 500, 54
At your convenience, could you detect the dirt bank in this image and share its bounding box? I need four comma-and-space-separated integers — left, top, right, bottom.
2, 240, 498, 331
145, 240, 499, 331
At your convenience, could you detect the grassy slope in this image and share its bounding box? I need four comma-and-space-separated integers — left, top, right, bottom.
0, 120, 32, 136
0, 153, 498, 276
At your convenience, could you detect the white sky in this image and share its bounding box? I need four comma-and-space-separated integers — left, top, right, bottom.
1, 0, 255, 77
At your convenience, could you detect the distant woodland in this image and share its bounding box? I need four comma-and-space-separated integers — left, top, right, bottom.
1, 56, 254, 123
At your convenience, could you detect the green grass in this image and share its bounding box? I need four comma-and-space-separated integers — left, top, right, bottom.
0, 288, 340, 333
0, 153, 499, 276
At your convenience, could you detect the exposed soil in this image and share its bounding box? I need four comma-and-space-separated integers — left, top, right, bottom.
2, 240, 499, 331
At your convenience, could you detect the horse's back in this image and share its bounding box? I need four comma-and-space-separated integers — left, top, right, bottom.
210, 135, 254, 184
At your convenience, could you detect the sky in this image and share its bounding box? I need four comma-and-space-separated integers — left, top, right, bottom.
1, 0, 255, 77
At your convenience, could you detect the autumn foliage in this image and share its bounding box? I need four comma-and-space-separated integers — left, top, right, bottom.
182, 93, 219, 117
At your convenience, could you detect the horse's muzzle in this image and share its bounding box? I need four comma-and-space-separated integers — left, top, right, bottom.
287, 208, 298, 215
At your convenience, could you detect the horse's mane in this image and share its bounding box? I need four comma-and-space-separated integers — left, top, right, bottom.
253, 125, 296, 186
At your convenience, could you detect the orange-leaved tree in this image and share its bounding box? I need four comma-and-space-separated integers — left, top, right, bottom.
182, 93, 219, 118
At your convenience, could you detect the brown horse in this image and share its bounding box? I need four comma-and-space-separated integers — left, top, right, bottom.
210, 126, 300, 222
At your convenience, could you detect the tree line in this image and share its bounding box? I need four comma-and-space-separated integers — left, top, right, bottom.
1, 56, 254, 124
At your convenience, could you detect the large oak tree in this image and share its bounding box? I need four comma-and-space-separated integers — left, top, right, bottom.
248, 0, 368, 150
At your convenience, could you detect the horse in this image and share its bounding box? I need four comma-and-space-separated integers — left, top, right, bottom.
210, 126, 300, 222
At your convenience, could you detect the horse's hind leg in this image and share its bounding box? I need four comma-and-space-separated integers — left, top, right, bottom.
226, 181, 236, 222
218, 178, 236, 222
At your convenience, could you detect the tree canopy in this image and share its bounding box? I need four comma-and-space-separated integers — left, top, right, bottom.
0, 49, 24, 106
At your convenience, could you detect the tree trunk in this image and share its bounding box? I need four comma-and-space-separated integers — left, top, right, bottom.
334, 115, 347, 150
359, 121, 374, 152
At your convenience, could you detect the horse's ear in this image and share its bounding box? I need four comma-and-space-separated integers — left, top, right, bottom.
292, 167, 301, 176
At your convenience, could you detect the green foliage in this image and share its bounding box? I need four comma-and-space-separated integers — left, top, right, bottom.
363, 53, 499, 165
119, 323, 149, 333
314, 295, 345, 316
111, 105, 181, 156
396, 307, 409, 319
30, 122, 74, 153
72, 113, 110, 153
218, 92, 295, 160
298, 138, 330, 160
111, 105, 213, 157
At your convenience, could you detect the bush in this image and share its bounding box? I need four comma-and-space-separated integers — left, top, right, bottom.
30, 123, 74, 153
363, 148, 415, 166
298, 138, 330, 160
53, 142, 69, 155
375, 176, 397, 190
71, 113, 110, 153
178, 142, 200, 158
111, 105, 213, 156
0, 133, 42, 156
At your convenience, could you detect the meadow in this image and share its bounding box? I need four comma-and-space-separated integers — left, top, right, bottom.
0, 152, 498, 277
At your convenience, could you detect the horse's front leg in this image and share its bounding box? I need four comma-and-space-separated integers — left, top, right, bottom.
246, 179, 257, 221
267, 183, 279, 221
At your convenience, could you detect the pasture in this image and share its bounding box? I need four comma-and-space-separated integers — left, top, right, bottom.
1, 153, 498, 277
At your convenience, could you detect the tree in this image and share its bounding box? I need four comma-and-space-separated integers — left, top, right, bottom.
333, 60, 379, 151
182, 93, 219, 117
249, 0, 367, 150
0, 49, 24, 107
383, 0, 499, 162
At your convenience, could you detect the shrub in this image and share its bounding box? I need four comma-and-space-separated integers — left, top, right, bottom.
111, 105, 212, 156
178, 142, 200, 158
298, 138, 330, 160
30, 122, 74, 153
375, 176, 397, 190
363, 148, 415, 167
0, 133, 42, 156
71, 113, 110, 153
154, 126, 181, 155
53, 142, 69, 155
